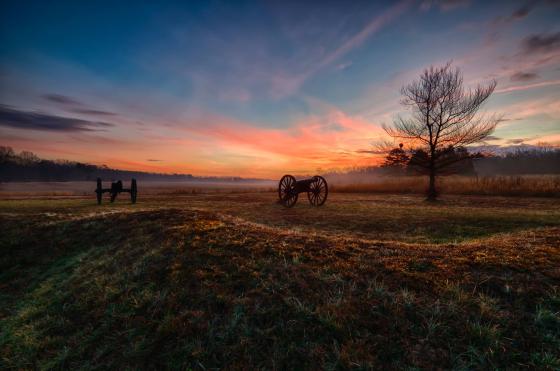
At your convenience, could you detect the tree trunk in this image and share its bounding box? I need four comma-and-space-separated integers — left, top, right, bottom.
427, 152, 437, 201
427, 170, 437, 201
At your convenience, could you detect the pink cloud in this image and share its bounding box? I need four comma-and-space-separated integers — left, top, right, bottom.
495, 79, 560, 94
162, 105, 386, 176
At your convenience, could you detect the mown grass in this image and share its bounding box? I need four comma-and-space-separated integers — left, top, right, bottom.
6, 193, 560, 244
1, 194, 559, 369
183, 192, 560, 243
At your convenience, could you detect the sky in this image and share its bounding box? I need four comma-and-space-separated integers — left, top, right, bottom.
1, 0, 559, 178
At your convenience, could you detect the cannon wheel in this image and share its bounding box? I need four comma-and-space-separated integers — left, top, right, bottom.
131, 179, 137, 204
307, 176, 328, 206
278, 175, 298, 208
96, 178, 102, 204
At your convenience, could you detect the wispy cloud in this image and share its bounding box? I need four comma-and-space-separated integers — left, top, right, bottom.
70, 108, 117, 116
0, 105, 114, 132
355, 149, 387, 155
510, 71, 539, 82
42, 93, 117, 116
521, 32, 560, 55
509, 4, 533, 20
492, 3, 535, 25
506, 138, 530, 144
43, 94, 82, 106
495, 79, 560, 93
420, 0, 470, 12
336, 61, 353, 71
312, 0, 411, 75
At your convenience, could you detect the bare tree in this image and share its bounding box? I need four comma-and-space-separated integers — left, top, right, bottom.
384, 62, 499, 200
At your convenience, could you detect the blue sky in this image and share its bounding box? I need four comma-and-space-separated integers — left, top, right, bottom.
1, 0, 559, 176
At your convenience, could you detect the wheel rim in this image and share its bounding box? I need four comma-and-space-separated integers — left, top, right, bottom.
278, 175, 298, 207
307, 176, 328, 206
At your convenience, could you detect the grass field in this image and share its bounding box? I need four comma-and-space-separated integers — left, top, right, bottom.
1, 191, 559, 369
329, 175, 560, 198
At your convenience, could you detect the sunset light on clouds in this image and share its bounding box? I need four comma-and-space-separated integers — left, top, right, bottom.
1, 0, 559, 178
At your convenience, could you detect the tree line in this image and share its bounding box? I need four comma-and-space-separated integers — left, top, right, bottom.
0, 146, 195, 182
3, 143, 558, 183
0, 146, 249, 182
382, 144, 477, 176
474, 147, 560, 176
381, 144, 560, 176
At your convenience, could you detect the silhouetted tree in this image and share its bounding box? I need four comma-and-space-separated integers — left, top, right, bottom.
384, 62, 499, 200
382, 143, 409, 174
407, 146, 476, 176
0, 146, 16, 162
447, 147, 477, 175
407, 149, 429, 175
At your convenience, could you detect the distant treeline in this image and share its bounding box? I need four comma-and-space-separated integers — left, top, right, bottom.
2, 145, 559, 182
474, 148, 560, 175
324, 146, 560, 179
0, 146, 250, 182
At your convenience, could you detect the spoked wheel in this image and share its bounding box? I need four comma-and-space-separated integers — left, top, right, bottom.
130, 179, 137, 204
307, 176, 328, 206
278, 174, 298, 207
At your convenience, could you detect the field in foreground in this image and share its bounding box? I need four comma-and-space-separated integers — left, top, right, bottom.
1, 192, 559, 369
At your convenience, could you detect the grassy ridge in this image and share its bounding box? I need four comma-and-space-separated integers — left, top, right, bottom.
1, 195, 559, 369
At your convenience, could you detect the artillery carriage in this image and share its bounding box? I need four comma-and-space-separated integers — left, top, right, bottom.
278, 175, 328, 208
95, 178, 137, 204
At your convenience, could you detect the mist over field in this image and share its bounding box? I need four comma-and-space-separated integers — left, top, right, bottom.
0, 180, 275, 197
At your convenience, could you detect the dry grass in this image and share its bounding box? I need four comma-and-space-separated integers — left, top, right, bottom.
1, 192, 559, 369
331, 175, 560, 197
2, 175, 559, 200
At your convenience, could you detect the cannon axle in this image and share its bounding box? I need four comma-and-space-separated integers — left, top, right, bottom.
278, 175, 328, 208
95, 178, 137, 204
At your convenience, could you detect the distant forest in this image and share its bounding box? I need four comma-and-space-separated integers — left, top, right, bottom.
474, 148, 560, 176
1, 145, 559, 182
383, 145, 560, 176
326, 146, 560, 178
0, 146, 250, 182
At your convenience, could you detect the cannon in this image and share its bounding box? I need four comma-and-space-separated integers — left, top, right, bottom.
95, 178, 137, 204
278, 175, 328, 208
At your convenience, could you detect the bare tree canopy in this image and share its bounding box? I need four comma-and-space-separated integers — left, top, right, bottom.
384, 62, 499, 200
